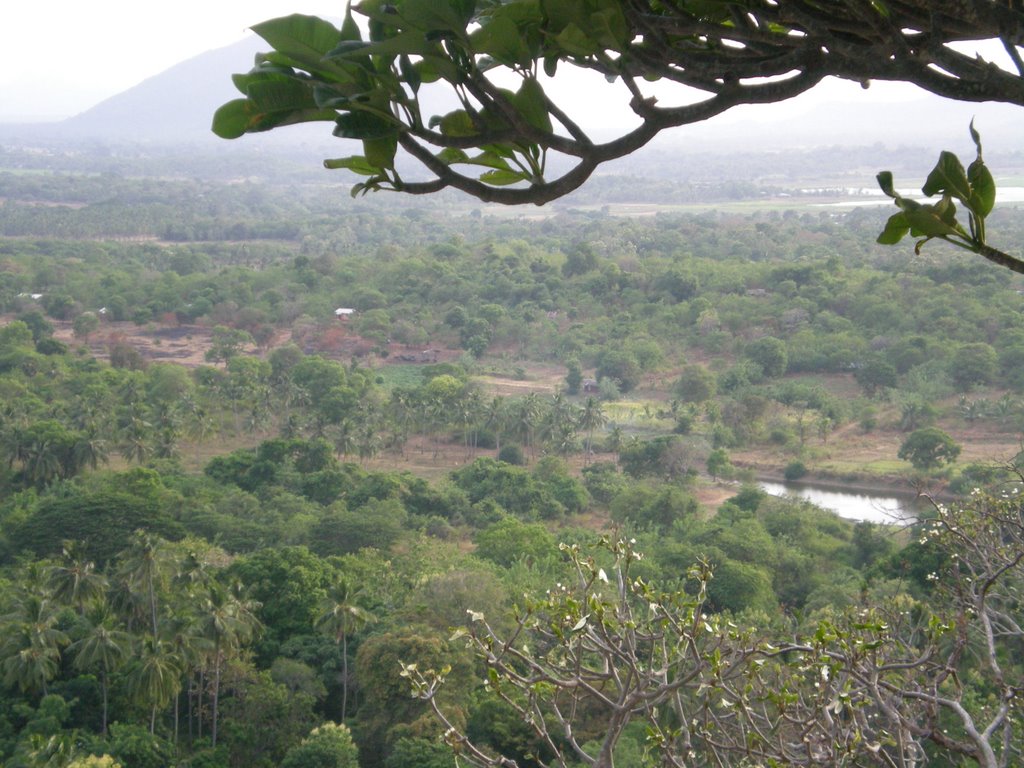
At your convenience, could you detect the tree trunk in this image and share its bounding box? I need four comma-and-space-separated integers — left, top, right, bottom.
341, 633, 349, 722
211, 644, 221, 747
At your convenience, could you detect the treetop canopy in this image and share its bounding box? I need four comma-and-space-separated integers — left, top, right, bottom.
214, 1, 1024, 205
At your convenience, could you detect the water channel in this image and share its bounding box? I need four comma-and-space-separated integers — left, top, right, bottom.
759, 480, 927, 525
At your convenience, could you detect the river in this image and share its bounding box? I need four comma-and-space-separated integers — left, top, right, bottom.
759, 481, 926, 525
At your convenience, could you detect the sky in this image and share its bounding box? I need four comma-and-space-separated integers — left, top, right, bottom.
1, 0, 1018, 147
1, 1, 343, 120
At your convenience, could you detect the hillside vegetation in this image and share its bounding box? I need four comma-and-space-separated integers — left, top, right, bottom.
0, 142, 1022, 766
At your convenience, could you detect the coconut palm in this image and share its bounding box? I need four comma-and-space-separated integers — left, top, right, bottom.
47, 541, 108, 616
315, 577, 375, 721
69, 609, 131, 734
578, 397, 607, 464
195, 582, 260, 747
0, 593, 68, 695
128, 635, 183, 734
116, 532, 167, 636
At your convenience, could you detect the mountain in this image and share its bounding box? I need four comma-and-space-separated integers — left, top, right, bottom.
0, 37, 1019, 164
0, 36, 335, 148
61, 36, 267, 142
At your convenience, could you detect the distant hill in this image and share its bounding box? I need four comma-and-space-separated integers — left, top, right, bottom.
62, 36, 267, 142
0, 36, 336, 149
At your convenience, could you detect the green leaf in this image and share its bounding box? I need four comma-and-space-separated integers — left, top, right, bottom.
340, 7, 362, 41
334, 111, 399, 140
472, 15, 530, 66
211, 100, 255, 139
436, 110, 478, 137
251, 15, 347, 78
876, 212, 909, 244
512, 78, 553, 133
555, 23, 599, 56
399, 54, 421, 93
211, 86, 336, 138
904, 205, 962, 239
364, 134, 398, 169
327, 27, 436, 60
246, 79, 318, 113
479, 169, 529, 186
437, 147, 469, 165
969, 117, 983, 154
968, 161, 996, 218
396, 0, 472, 35
876, 171, 897, 198
466, 152, 513, 171
324, 156, 380, 174
922, 151, 971, 203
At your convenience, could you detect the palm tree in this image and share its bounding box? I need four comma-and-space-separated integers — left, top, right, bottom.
119, 415, 152, 464
481, 396, 507, 455
47, 540, 108, 616
315, 577, 375, 722
69, 609, 131, 734
578, 397, 607, 464
511, 393, 541, 460
116, 532, 167, 637
72, 429, 109, 473
0, 593, 68, 696
128, 635, 183, 734
195, 582, 260, 747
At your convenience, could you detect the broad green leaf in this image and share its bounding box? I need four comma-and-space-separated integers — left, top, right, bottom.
590, 5, 629, 49
876, 171, 898, 198
555, 23, 600, 56
212, 94, 336, 138
922, 151, 970, 203
876, 212, 909, 244
968, 160, 996, 218
512, 78, 553, 133
396, 0, 472, 35
327, 27, 436, 60
323, 155, 380, 174
435, 110, 478, 137
466, 152, 513, 171
251, 15, 347, 78
334, 111, 399, 140
541, 0, 588, 34
211, 100, 255, 139
480, 169, 529, 185
472, 15, 530, 66
246, 79, 318, 113
437, 147, 470, 165
904, 205, 961, 239
481, 143, 517, 160
364, 134, 398, 169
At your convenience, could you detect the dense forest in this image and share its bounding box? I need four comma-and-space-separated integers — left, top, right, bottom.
0, 139, 1022, 767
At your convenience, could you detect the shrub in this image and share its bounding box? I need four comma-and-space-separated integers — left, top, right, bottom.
784, 461, 808, 481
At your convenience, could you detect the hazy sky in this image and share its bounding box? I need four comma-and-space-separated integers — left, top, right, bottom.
1, 1, 341, 120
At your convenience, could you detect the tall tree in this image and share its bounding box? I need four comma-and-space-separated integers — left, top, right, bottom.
195, 582, 260, 747
69, 609, 131, 735
315, 576, 375, 722
128, 635, 183, 734
47, 541, 108, 616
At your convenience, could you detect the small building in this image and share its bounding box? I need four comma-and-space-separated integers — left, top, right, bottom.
582, 378, 599, 394
334, 308, 356, 320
